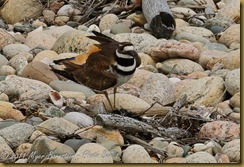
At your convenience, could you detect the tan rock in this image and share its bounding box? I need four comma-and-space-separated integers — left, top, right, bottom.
222, 139, 240, 162
218, 24, 240, 47
0, 101, 26, 121
33, 50, 59, 62
21, 61, 59, 84
0, 0, 43, 24
0, 28, 15, 50
99, 14, 120, 32
75, 125, 124, 145
229, 92, 240, 108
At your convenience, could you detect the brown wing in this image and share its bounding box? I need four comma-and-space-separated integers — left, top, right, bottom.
53, 53, 118, 91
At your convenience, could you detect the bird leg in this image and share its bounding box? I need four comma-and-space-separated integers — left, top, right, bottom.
113, 87, 117, 109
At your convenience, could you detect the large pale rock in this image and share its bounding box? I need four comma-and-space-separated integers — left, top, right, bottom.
52, 30, 96, 54
99, 14, 120, 32
122, 144, 156, 163
0, 123, 34, 149
179, 76, 225, 106
27, 136, 75, 163
21, 61, 59, 84
0, 0, 43, 24
2, 44, 30, 59
36, 117, 79, 136
0, 75, 53, 101
71, 143, 113, 163
216, 0, 240, 22
222, 139, 240, 162
139, 73, 176, 105
0, 136, 15, 163
218, 24, 240, 47
87, 93, 151, 114
0, 101, 25, 121
186, 152, 217, 163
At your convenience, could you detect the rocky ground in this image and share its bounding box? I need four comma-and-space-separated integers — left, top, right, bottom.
0, 0, 240, 164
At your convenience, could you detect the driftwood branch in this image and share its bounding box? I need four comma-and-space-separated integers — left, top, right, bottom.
96, 114, 160, 135
142, 0, 175, 39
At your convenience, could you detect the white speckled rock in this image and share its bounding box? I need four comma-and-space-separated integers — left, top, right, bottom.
127, 69, 154, 88
0, 75, 53, 101
44, 25, 75, 38
225, 69, 240, 95
0, 123, 34, 149
36, 117, 79, 136
179, 76, 225, 107
0, 136, 15, 163
139, 73, 176, 105
57, 4, 81, 16
122, 144, 157, 163
0, 54, 8, 67
186, 152, 217, 163
63, 112, 94, 128
71, 143, 113, 163
32, 50, 59, 62
222, 139, 240, 162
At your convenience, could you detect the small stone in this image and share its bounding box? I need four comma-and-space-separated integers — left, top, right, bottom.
164, 157, 186, 163
139, 73, 175, 105
229, 92, 240, 108
64, 139, 91, 152
15, 159, 28, 163
54, 16, 70, 26
21, 61, 59, 84
0, 101, 25, 121
51, 30, 95, 54
27, 136, 75, 163
15, 143, 32, 159
229, 113, 240, 121
59, 91, 86, 104
0, 28, 15, 50
218, 24, 240, 47
71, 143, 113, 163
0, 119, 19, 130
199, 121, 240, 141
0, 65, 16, 76
44, 106, 65, 117
63, 112, 94, 128
0, 93, 9, 101
215, 153, 230, 163
111, 22, 131, 34
157, 58, 204, 75
122, 144, 156, 163
185, 152, 217, 163
0, 123, 34, 149
222, 139, 240, 162
33, 50, 59, 63
127, 69, 154, 88
225, 69, 240, 95
99, 14, 120, 32
43, 9, 55, 24
25, 31, 57, 50
36, 117, 79, 136
29, 130, 45, 143
75, 125, 124, 145
138, 52, 156, 66
26, 117, 44, 126
0, 54, 8, 67
166, 142, 184, 158
2, 44, 30, 60
57, 4, 81, 16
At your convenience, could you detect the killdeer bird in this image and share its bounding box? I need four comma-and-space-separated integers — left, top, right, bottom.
52, 31, 141, 109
